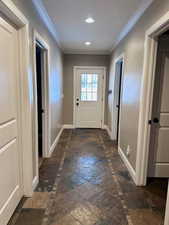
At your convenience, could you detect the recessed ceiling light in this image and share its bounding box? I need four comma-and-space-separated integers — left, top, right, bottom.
85, 42, 91, 46
85, 17, 95, 23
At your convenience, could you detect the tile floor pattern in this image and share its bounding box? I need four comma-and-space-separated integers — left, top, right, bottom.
8, 129, 168, 225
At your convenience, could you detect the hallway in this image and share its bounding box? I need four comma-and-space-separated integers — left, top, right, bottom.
9, 129, 167, 225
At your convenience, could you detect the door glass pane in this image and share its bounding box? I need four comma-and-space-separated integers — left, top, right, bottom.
80, 74, 98, 101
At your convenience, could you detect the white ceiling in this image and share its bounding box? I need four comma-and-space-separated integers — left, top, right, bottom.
36, 0, 153, 54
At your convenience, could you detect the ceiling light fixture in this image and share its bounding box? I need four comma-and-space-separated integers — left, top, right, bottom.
85, 41, 91, 46
85, 17, 95, 24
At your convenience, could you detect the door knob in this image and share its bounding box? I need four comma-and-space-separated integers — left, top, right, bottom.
76, 103, 79, 106
153, 118, 159, 123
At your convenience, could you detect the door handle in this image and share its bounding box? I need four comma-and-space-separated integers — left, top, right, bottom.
153, 118, 159, 123
76, 103, 79, 106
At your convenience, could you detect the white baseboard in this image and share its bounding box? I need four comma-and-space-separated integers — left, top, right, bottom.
118, 147, 136, 184
63, 124, 74, 129
49, 126, 64, 157
32, 176, 39, 191
103, 125, 112, 140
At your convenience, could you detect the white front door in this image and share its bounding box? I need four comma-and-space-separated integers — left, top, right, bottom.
0, 18, 22, 225
74, 67, 105, 128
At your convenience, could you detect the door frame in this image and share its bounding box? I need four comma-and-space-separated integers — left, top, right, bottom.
111, 54, 125, 144
33, 31, 51, 189
0, 0, 33, 196
136, 11, 169, 186
73, 66, 106, 129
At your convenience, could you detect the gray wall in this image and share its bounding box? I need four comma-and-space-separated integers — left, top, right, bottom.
11, 0, 63, 178
108, 0, 169, 170
63, 54, 110, 125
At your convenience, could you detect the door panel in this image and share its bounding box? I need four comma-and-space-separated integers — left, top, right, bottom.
75, 68, 104, 128
156, 55, 169, 164
0, 120, 17, 149
0, 17, 22, 225
160, 114, 169, 127
161, 56, 169, 111
0, 141, 19, 210
157, 129, 169, 162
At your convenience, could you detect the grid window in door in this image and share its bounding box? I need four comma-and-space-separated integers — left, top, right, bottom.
81, 74, 98, 101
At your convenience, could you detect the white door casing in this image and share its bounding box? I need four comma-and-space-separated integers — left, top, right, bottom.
33, 31, 51, 190
0, 17, 22, 225
74, 67, 106, 128
136, 11, 169, 187
111, 54, 124, 142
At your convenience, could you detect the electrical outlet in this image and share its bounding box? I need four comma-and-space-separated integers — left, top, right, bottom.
126, 145, 130, 157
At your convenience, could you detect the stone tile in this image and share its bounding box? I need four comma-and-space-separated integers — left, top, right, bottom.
23, 192, 50, 209
90, 191, 123, 213
13, 209, 45, 225
74, 182, 102, 200
70, 202, 101, 225
51, 214, 81, 225
56, 173, 87, 194
123, 191, 150, 209
116, 174, 139, 194
48, 190, 83, 223
77, 165, 105, 182
129, 209, 164, 225
95, 213, 128, 225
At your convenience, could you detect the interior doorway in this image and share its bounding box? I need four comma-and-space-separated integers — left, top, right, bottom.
33, 32, 50, 186
35, 43, 44, 167
111, 55, 124, 143
147, 31, 169, 178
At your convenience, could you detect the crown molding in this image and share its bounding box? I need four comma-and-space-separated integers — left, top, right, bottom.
32, 0, 61, 48
110, 0, 154, 52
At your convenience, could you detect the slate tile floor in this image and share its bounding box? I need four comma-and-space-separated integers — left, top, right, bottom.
8, 129, 168, 225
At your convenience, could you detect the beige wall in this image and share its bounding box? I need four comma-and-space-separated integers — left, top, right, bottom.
63, 54, 110, 125
11, 0, 63, 177
108, 0, 169, 170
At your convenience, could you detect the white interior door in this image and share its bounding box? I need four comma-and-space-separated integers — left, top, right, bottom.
0, 17, 22, 225
148, 36, 169, 177
74, 68, 105, 128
